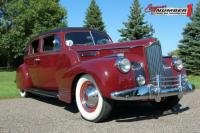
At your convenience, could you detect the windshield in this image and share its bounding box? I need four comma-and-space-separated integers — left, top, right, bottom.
65, 31, 112, 46
92, 32, 111, 45
65, 32, 93, 45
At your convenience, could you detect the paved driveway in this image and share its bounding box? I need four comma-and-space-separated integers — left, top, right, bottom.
0, 90, 199, 133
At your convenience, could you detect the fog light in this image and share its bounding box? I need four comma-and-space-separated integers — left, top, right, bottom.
136, 75, 146, 86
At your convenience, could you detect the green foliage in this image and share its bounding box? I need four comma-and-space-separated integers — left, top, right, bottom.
178, 1, 200, 75
118, 0, 154, 41
83, 0, 105, 32
0, 0, 67, 67
168, 49, 180, 57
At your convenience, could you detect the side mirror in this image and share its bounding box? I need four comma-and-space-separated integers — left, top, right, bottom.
53, 39, 59, 45
65, 40, 74, 46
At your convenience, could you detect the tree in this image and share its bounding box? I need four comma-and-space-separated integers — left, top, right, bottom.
178, 2, 200, 75
168, 49, 180, 57
83, 0, 106, 32
118, 0, 154, 41
0, 0, 67, 67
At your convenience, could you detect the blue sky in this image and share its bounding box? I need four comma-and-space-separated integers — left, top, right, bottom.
60, 0, 198, 55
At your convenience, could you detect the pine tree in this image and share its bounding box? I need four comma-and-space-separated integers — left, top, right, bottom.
178, 2, 200, 75
119, 0, 154, 41
168, 49, 180, 57
84, 0, 105, 32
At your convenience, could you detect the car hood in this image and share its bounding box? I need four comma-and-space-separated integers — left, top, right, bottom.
72, 38, 157, 53
70, 38, 157, 62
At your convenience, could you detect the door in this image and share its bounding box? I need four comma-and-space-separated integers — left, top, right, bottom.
25, 38, 42, 88
35, 34, 62, 90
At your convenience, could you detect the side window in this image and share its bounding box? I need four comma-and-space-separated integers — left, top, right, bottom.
30, 39, 40, 54
43, 35, 61, 52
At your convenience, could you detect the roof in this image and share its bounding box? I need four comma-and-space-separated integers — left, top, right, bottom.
37, 27, 104, 37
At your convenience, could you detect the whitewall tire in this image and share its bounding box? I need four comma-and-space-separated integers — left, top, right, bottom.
75, 74, 112, 122
20, 90, 28, 98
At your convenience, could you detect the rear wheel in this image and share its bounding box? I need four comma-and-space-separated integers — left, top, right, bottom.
151, 96, 180, 109
19, 90, 29, 98
75, 74, 112, 122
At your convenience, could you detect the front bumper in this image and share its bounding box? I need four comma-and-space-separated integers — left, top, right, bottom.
110, 75, 195, 102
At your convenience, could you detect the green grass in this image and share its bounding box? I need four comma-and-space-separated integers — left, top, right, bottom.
0, 71, 199, 99
188, 75, 200, 89
0, 71, 20, 99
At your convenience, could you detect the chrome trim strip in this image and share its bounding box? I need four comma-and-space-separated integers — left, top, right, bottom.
89, 31, 96, 45
160, 84, 179, 88
178, 75, 183, 99
77, 45, 140, 53
152, 80, 179, 83
79, 52, 97, 57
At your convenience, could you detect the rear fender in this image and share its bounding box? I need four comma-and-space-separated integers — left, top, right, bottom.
16, 64, 32, 90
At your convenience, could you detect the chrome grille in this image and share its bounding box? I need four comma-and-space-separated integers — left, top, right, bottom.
151, 75, 187, 89
146, 42, 164, 80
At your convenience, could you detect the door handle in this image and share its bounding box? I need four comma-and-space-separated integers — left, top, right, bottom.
34, 58, 40, 64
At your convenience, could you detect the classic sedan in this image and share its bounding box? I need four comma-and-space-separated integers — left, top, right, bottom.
16, 27, 195, 122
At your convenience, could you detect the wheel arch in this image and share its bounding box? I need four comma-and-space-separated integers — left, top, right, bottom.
58, 57, 135, 103
16, 63, 32, 90
71, 72, 87, 103
58, 58, 116, 103
70, 71, 105, 103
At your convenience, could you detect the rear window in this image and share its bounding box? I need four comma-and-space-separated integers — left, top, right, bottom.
28, 39, 40, 55
65, 32, 93, 46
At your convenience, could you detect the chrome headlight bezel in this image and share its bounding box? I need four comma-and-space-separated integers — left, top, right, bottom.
115, 58, 131, 73
173, 57, 183, 71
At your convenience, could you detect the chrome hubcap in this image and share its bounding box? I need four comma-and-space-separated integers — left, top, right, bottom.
81, 82, 99, 112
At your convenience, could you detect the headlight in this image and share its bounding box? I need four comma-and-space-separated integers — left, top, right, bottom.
136, 75, 146, 86
173, 58, 183, 71
116, 58, 131, 73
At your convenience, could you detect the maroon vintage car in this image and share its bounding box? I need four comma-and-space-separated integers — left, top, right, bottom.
16, 27, 195, 122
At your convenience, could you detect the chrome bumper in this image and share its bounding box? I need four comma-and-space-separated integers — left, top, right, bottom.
110, 75, 195, 102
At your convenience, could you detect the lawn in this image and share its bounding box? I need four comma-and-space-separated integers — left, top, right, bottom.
0, 71, 199, 99
0, 71, 20, 99
188, 75, 200, 89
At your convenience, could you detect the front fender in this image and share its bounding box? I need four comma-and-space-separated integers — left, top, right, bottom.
163, 57, 187, 76
58, 57, 136, 103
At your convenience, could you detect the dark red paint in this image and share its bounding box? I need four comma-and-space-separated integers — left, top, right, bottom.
16, 28, 184, 103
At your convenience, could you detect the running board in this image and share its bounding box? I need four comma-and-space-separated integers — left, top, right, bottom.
26, 88, 58, 98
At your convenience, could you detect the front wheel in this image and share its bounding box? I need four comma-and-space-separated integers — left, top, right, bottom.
75, 74, 112, 122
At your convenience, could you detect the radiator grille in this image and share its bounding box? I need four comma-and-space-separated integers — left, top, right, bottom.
146, 42, 164, 80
